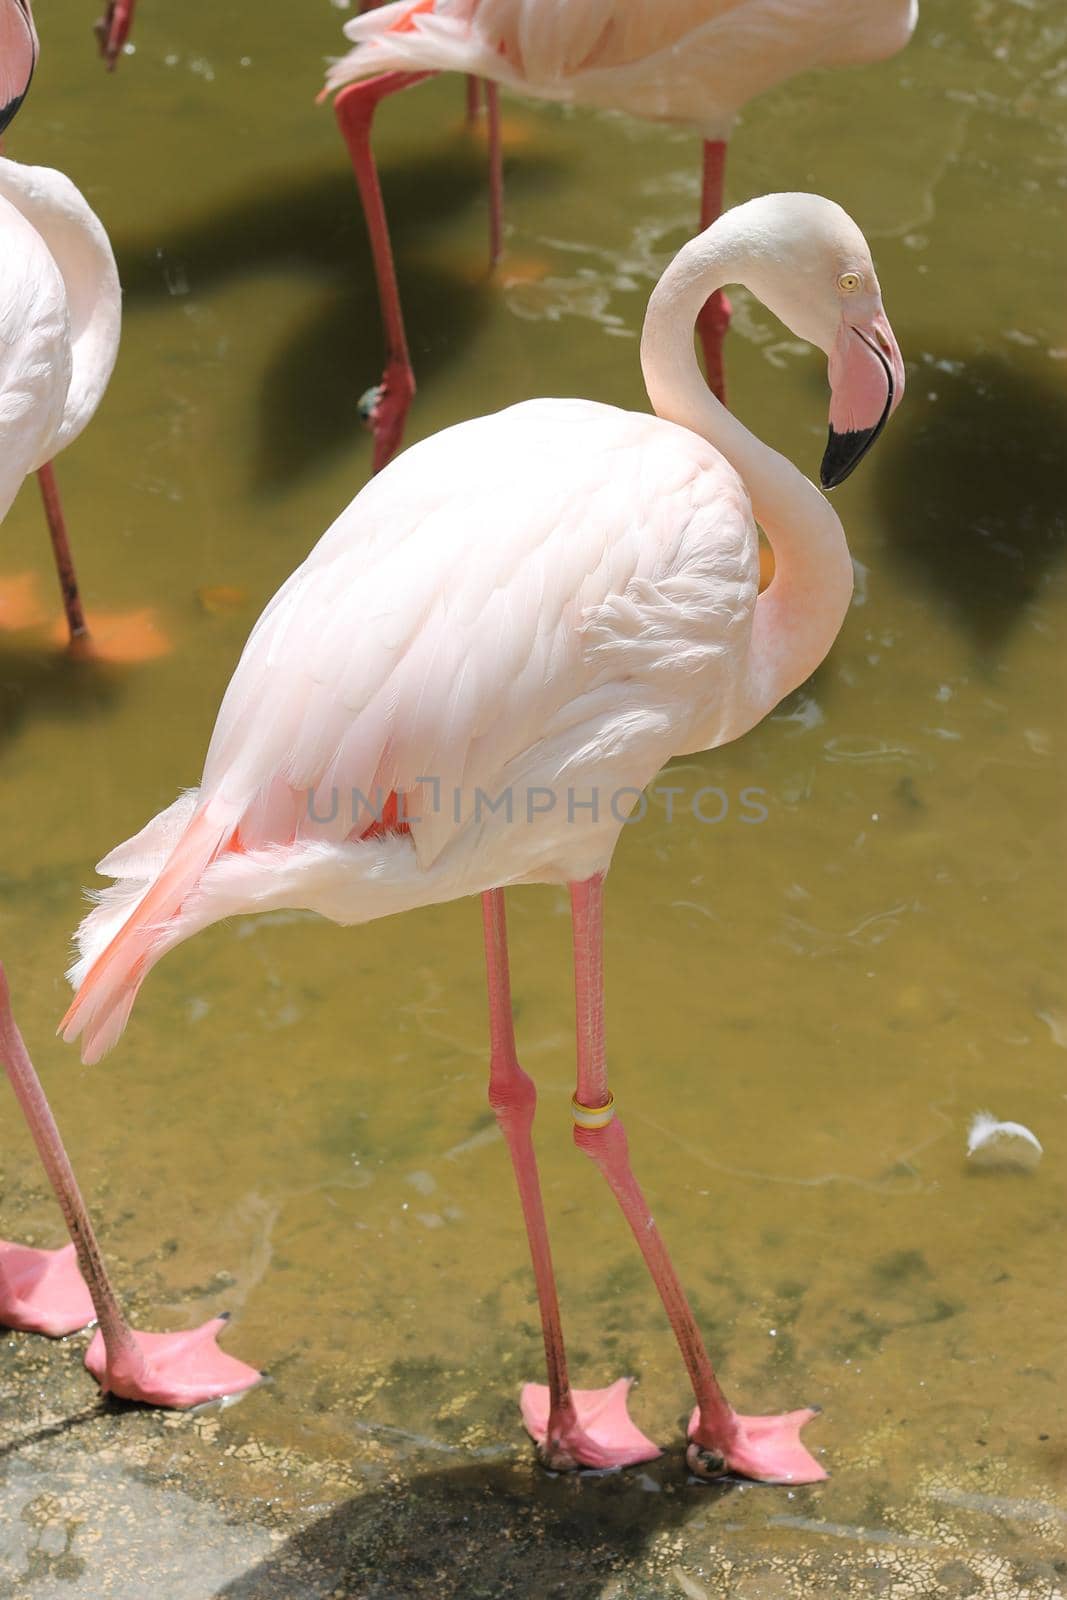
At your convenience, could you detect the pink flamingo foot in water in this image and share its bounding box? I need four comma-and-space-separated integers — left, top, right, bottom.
356, 358, 417, 479
85, 1314, 259, 1408
332, 67, 503, 472
687, 1404, 826, 1485
333, 72, 432, 474
521, 1377, 660, 1471
0, 1240, 95, 1336
0, 965, 260, 1407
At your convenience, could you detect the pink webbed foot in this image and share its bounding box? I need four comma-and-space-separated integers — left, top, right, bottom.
85, 1314, 261, 1408
687, 1404, 826, 1485
0, 1240, 95, 1336
521, 1377, 661, 1471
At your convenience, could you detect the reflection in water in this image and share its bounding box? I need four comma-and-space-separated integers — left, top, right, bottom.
874, 349, 1067, 655
0, 644, 122, 751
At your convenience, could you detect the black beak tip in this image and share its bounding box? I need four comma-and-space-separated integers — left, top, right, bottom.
0, 92, 27, 138
820, 426, 879, 491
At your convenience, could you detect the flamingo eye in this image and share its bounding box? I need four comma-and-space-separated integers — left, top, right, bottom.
837, 271, 862, 293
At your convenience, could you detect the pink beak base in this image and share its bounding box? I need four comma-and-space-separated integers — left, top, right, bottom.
821, 310, 904, 489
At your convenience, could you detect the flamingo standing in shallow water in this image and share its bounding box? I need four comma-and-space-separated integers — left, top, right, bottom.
0, 0, 165, 658
0, 0, 111, 648
0, 0, 186, 1348
60, 193, 903, 1477
323, 0, 916, 470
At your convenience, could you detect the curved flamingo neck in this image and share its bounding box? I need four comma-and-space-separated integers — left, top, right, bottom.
639, 221, 854, 719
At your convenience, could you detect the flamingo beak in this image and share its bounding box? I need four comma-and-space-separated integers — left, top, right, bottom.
0, 0, 38, 135
820, 309, 904, 489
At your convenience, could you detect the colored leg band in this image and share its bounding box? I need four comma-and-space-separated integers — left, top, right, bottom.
571, 1092, 615, 1130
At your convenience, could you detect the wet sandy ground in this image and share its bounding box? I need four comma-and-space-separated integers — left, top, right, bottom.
2, 1325, 1064, 1599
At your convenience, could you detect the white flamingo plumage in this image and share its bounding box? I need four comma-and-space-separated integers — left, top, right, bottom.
0, 0, 119, 647
60, 193, 903, 1477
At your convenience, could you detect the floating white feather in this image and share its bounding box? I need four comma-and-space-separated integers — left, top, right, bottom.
966, 1111, 1043, 1171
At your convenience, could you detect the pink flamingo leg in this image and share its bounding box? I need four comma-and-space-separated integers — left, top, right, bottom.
465, 75, 483, 124
564, 878, 826, 1485
696, 140, 732, 407
485, 82, 503, 267
35, 462, 89, 650
95, 0, 136, 69
334, 72, 434, 475
0, 965, 259, 1406
482, 891, 659, 1471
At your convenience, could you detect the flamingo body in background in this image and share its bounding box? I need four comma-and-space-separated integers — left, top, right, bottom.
324, 0, 917, 468
61, 193, 903, 1475
1, 0, 99, 649
0, 154, 119, 645
0, 0, 166, 658
0, 0, 232, 1375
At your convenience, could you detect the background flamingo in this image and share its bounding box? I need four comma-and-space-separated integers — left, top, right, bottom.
0, 0, 164, 659
0, 0, 185, 1348
324, 0, 917, 469
0, 0, 101, 648
60, 192, 903, 1476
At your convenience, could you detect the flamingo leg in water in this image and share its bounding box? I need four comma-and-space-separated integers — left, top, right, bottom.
482, 891, 659, 1470
696, 140, 732, 407
334, 70, 504, 469
465, 75, 483, 123
334, 72, 434, 475
563, 877, 827, 1485
36, 463, 89, 649
485, 82, 503, 267
95, 0, 136, 69
0, 965, 260, 1406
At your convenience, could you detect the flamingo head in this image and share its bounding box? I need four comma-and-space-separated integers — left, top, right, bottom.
0, 0, 37, 136
726, 194, 906, 489
819, 279, 905, 490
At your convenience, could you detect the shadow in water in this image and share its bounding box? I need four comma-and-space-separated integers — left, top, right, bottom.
216, 1455, 736, 1600
871, 346, 1067, 657
0, 643, 122, 751
112, 140, 560, 495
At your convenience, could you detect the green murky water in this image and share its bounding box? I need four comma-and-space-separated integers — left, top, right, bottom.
1, 1, 1064, 1593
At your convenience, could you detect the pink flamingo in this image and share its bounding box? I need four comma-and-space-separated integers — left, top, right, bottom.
0, 0, 197, 1351
60, 193, 903, 1475
323, 0, 916, 470
0, 0, 98, 649
0, 0, 165, 658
